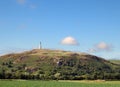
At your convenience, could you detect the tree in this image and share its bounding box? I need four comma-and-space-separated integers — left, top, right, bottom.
54, 73, 61, 80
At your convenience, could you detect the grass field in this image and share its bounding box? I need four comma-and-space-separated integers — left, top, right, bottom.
0, 80, 120, 87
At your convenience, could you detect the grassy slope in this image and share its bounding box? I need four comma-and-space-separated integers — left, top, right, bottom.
0, 49, 119, 70
109, 60, 120, 65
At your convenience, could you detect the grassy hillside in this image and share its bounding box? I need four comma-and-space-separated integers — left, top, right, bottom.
109, 60, 120, 65
0, 49, 120, 80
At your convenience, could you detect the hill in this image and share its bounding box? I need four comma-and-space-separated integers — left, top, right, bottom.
109, 60, 120, 65
0, 49, 120, 80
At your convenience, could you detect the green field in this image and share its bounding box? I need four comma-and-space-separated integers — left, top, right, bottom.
0, 80, 120, 87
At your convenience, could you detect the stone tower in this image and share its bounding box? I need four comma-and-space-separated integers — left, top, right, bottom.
39, 42, 42, 49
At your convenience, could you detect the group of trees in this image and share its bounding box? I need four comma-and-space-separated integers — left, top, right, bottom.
0, 63, 120, 80
0, 70, 120, 80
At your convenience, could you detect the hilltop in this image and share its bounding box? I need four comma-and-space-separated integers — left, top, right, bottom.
0, 49, 120, 80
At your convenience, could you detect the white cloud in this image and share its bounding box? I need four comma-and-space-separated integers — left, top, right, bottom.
96, 42, 112, 51
17, 0, 26, 4
61, 36, 79, 45
88, 42, 113, 53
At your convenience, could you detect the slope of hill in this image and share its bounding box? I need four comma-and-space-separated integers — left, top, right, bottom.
109, 60, 120, 65
0, 49, 120, 80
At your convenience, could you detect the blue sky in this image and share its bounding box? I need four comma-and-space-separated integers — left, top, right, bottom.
0, 0, 120, 59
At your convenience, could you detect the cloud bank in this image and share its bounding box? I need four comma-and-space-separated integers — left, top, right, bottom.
61, 36, 79, 45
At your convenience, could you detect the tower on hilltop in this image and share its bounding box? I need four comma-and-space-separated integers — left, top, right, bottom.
39, 42, 42, 49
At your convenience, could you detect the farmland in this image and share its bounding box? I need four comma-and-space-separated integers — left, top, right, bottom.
0, 80, 120, 87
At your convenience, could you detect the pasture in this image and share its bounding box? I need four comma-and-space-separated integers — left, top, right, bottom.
0, 80, 120, 87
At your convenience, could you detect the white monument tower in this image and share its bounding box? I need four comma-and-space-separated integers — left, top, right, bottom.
39, 42, 42, 49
